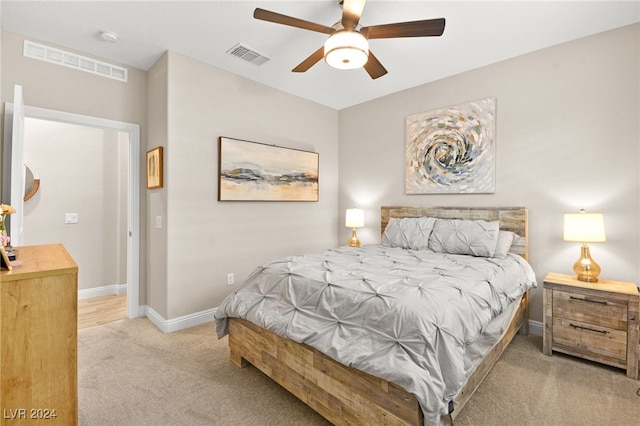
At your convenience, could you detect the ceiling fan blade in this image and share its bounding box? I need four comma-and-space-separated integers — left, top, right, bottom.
364, 51, 388, 79
254, 8, 333, 35
341, 0, 366, 30
292, 47, 325, 73
363, 18, 445, 39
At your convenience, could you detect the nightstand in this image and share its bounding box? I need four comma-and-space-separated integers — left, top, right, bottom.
543, 272, 639, 379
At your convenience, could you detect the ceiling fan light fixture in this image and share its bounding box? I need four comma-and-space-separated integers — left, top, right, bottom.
324, 30, 369, 70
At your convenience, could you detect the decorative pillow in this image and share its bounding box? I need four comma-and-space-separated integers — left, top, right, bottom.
493, 231, 518, 258
381, 217, 437, 250
428, 219, 500, 257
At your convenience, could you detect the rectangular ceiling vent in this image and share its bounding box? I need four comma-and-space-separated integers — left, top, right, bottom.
226, 43, 270, 66
23, 40, 128, 83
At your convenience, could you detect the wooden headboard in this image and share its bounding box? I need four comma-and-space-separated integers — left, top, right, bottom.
380, 206, 529, 260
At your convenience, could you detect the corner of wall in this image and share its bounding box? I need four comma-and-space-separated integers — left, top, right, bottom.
145, 51, 169, 319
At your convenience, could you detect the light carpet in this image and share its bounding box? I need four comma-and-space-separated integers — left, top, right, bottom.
78, 318, 640, 425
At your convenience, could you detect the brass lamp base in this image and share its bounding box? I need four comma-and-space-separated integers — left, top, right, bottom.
347, 228, 361, 247
573, 243, 601, 282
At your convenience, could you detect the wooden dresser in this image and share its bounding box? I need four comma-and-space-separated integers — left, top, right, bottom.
0, 244, 78, 425
543, 272, 639, 379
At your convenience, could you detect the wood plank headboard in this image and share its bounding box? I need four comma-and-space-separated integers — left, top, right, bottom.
380, 206, 529, 260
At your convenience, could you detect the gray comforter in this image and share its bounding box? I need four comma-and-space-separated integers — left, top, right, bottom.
215, 244, 536, 425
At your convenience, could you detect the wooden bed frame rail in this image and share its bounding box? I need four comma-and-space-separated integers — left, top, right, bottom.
228, 292, 528, 425
226, 206, 530, 425
229, 318, 423, 425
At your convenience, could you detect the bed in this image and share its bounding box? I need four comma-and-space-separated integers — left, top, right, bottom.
215, 206, 536, 425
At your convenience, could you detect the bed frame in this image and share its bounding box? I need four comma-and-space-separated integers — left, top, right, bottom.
227, 206, 529, 425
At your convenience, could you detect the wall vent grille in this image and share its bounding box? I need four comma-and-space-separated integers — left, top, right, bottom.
24, 40, 128, 82
226, 43, 269, 66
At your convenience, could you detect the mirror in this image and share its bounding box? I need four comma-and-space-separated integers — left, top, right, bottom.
24, 162, 40, 202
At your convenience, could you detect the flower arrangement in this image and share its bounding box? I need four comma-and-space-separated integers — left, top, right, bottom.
0, 204, 16, 248
1, 204, 16, 217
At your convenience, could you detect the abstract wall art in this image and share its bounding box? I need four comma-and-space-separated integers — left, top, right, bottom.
218, 137, 319, 202
405, 97, 496, 194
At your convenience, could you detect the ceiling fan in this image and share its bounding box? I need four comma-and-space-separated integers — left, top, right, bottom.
253, 0, 445, 79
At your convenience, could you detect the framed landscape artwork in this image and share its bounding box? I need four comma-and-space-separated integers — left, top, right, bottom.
405, 97, 496, 194
218, 137, 319, 202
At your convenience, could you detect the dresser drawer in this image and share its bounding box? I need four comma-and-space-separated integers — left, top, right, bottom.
552, 317, 627, 362
552, 290, 627, 331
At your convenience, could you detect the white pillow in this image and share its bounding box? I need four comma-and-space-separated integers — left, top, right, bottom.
493, 231, 517, 258
428, 219, 500, 257
381, 217, 437, 250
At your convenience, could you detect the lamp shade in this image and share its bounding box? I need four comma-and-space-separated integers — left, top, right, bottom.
324, 31, 369, 70
345, 208, 365, 228
563, 210, 606, 243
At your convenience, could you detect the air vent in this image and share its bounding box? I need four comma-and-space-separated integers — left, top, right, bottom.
24, 40, 128, 82
226, 43, 270, 66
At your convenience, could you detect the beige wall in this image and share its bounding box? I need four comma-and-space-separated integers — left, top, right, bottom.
338, 23, 640, 323
23, 118, 128, 291
1, 30, 148, 303
1, 30, 339, 322
146, 53, 168, 317
1, 31, 146, 124
3, 23, 638, 327
159, 52, 339, 319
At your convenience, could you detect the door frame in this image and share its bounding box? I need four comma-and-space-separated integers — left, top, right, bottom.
3, 104, 141, 319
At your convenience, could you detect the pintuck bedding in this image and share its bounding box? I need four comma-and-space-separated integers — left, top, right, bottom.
215, 217, 537, 425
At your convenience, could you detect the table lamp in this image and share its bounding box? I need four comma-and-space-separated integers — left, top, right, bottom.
345, 208, 364, 247
563, 209, 606, 282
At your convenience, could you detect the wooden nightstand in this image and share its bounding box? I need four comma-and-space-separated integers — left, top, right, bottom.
543, 272, 639, 379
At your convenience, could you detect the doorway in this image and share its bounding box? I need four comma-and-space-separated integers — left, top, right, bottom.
24, 118, 128, 310
3, 104, 141, 318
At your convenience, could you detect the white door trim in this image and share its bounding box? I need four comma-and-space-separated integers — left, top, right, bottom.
4, 105, 141, 318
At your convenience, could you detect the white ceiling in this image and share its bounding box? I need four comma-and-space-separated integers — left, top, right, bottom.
2, 1, 639, 110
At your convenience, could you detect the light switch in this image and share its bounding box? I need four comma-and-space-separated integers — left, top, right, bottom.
155, 216, 163, 229
65, 213, 79, 224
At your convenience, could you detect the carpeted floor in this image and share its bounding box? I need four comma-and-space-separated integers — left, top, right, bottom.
78, 318, 640, 426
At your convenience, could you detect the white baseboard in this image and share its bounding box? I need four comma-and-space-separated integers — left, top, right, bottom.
78, 284, 127, 300
144, 306, 217, 334
528, 319, 543, 336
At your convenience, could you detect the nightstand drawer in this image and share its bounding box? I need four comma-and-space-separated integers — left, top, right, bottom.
552, 317, 627, 362
552, 290, 627, 331
543, 273, 639, 379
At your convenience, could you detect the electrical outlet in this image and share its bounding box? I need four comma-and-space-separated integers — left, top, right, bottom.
227, 273, 234, 286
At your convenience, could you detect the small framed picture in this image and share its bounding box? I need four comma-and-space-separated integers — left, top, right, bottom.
146, 146, 164, 189
0, 245, 12, 271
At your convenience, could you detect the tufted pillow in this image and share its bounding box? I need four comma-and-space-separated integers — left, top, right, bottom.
381, 217, 437, 250
428, 219, 500, 257
493, 231, 518, 258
